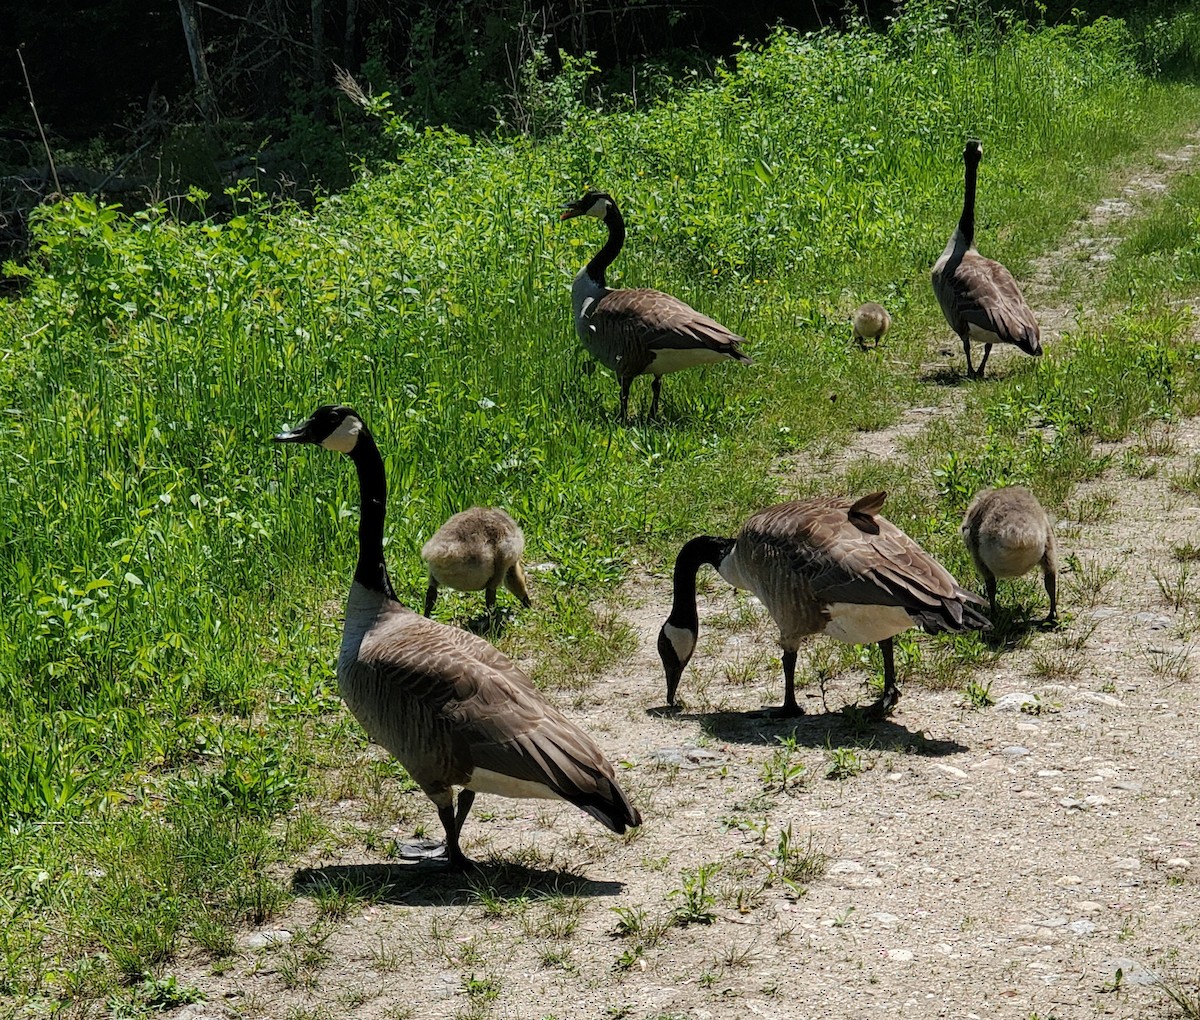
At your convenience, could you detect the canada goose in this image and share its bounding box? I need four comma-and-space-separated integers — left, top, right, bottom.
932, 140, 1041, 379
422, 507, 531, 618
658, 492, 990, 718
560, 190, 752, 423
274, 405, 640, 868
961, 485, 1058, 625
851, 302, 891, 350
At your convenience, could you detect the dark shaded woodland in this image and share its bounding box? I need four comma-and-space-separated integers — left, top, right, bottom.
0, 0, 1192, 260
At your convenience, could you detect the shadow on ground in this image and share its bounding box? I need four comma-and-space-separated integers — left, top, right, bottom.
292, 860, 624, 906
650, 703, 968, 756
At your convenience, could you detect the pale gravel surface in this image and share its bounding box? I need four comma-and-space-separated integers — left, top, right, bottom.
170, 147, 1200, 1020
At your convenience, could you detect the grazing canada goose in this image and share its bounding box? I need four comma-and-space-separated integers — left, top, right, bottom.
961, 486, 1058, 625
932, 140, 1041, 379
422, 507, 531, 618
274, 405, 640, 868
560, 190, 752, 423
658, 492, 990, 718
851, 301, 891, 350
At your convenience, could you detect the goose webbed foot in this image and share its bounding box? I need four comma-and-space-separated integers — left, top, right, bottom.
860, 684, 900, 720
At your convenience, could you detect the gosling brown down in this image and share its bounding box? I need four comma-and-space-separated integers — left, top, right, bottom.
961, 485, 1058, 625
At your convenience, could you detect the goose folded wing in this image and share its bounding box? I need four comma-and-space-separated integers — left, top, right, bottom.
594, 288, 748, 356
779, 514, 986, 629
953, 256, 1039, 347
362, 616, 617, 797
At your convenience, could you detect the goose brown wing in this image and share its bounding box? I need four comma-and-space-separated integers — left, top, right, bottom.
952, 253, 1040, 354
357, 609, 640, 830
592, 288, 751, 360
743, 500, 988, 632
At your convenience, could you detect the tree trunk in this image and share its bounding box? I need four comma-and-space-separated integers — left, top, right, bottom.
344, 0, 359, 68
311, 0, 326, 86
176, 0, 216, 121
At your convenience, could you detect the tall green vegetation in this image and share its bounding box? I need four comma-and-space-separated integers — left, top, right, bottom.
1, 6, 1199, 1009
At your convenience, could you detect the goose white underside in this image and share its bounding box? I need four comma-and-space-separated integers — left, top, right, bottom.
965, 322, 1002, 344
649, 347, 730, 374
466, 768, 562, 801
822, 603, 913, 644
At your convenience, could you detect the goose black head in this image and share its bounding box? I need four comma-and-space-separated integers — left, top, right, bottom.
963, 139, 983, 165
657, 621, 697, 707
560, 190, 613, 222
274, 404, 365, 453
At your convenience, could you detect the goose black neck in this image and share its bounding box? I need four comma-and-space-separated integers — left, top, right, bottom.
585, 203, 625, 288
958, 156, 977, 246
666, 536, 733, 630
347, 428, 397, 601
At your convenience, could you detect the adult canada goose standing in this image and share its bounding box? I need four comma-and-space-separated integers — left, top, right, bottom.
560, 191, 752, 423
422, 507, 531, 619
274, 405, 640, 868
932, 140, 1041, 379
851, 302, 891, 350
961, 485, 1058, 625
658, 492, 990, 718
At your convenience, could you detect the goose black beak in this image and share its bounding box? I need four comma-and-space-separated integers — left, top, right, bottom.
559, 203, 584, 221
272, 423, 312, 443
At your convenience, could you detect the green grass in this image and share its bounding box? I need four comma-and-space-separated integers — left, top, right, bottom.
3, 8, 1200, 1012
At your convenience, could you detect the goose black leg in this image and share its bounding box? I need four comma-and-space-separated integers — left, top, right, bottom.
962, 335, 977, 378
423, 579, 439, 617
863, 637, 900, 719
769, 649, 805, 717
975, 342, 994, 378
438, 795, 477, 870
984, 574, 998, 618
1043, 567, 1058, 628
649, 376, 663, 420
618, 378, 632, 424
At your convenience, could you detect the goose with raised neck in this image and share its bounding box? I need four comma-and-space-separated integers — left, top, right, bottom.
560, 190, 752, 423
274, 404, 640, 868
932, 140, 1041, 379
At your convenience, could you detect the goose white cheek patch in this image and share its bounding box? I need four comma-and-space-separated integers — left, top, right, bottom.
587, 197, 609, 217
321, 416, 363, 453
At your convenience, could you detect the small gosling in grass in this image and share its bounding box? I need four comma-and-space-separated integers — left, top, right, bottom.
851, 302, 891, 350
961, 486, 1057, 625
422, 507, 531, 617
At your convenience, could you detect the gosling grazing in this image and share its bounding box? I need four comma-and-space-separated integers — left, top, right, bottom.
658, 492, 990, 718
560, 190, 752, 423
422, 507, 531, 618
274, 405, 640, 868
851, 302, 891, 350
961, 486, 1058, 625
932, 140, 1041, 379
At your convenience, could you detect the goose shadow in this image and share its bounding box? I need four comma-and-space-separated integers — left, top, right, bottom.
464, 608, 519, 638
918, 362, 968, 387
654, 704, 968, 757
981, 608, 1058, 650
293, 859, 624, 907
